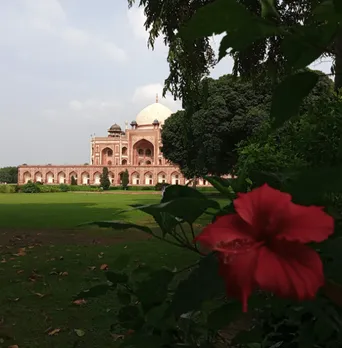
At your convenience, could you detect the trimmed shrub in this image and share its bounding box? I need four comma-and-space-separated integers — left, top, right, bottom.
0, 184, 16, 193
59, 184, 69, 192
21, 181, 41, 193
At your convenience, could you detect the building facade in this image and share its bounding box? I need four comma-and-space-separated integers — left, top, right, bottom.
18, 98, 211, 187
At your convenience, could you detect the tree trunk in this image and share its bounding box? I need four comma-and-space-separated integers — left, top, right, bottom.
334, 29, 342, 92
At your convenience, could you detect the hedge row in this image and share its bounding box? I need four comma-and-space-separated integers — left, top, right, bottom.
0, 183, 216, 194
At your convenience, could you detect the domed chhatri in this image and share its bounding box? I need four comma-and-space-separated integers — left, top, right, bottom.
153, 119, 159, 125
109, 123, 122, 132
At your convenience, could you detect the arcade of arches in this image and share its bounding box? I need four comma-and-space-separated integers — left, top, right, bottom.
17, 100, 212, 187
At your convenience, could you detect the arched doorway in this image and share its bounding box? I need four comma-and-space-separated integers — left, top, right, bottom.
23, 171, 31, 183
133, 139, 154, 165
69, 171, 77, 184
81, 172, 90, 185
171, 172, 180, 185
57, 171, 66, 184
46, 171, 54, 184
157, 172, 167, 183
101, 147, 113, 165
34, 171, 43, 183
122, 147, 127, 156
108, 171, 114, 185
132, 172, 140, 185
93, 172, 101, 185
117, 172, 124, 185
122, 159, 127, 165
144, 172, 153, 185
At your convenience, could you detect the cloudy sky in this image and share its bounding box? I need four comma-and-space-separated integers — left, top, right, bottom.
0, 0, 332, 166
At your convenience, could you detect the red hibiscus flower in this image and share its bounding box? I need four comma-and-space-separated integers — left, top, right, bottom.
195, 184, 334, 312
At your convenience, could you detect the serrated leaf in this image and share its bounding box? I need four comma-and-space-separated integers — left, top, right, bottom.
271, 71, 319, 129
75, 284, 111, 300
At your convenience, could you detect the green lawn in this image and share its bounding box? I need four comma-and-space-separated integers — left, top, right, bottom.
0, 192, 160, 229
0, 192, 215, 347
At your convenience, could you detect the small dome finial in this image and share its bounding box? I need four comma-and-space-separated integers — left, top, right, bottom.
156, 93, 158, 103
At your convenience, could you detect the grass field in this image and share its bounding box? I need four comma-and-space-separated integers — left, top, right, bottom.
0, 192, 215, 347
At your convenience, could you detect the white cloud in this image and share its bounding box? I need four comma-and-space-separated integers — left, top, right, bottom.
127, 6, 149, 41
132, 83, 182, 112
68, 99, 122, 113
0, 0, 126, 63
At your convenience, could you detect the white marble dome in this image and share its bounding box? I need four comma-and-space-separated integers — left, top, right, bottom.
136, 102, 172, 125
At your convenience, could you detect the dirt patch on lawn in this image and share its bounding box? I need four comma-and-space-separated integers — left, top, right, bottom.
0, 227, 152, 248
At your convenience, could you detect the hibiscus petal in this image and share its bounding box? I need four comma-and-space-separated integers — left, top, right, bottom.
218, 249, 259, 312
234, 184, 292, 237
195, 214, 253, 251
277, 204, 334, 243
255, 241, 324, 301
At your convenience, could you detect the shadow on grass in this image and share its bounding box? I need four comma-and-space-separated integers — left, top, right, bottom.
0, 202, 154, 230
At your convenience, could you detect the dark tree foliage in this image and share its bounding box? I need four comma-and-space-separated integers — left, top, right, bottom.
128, 0, 216, 107
121, 169, 129, 189
161, 74, 272, 177
162, 72, 334, 177
100, 167, 111, 190
128, 0, 342, 97
0, 166, 18, 183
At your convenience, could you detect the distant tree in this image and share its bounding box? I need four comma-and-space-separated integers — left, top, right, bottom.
71, 175, 77, 186
0, 166, 18, 183
100, 167, 111, 190
161, 72, 334, 177
121, 170, 129, 190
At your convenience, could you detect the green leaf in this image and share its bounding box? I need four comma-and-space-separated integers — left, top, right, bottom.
145, 302, 171, 329
270, 71, 319, 129
207, 301, 242, 330
161, 184, 207, 203
136, 268, 174, 311
281, 24, 338, 70
168, 253, 225, 318
203, 175, 235, 198
285, 165, 342, 204
118, 305, 144, 330
180, 0, 263, 39
155, 197, 220, 224
105, 271, 128, 286
75, 284, 111, 300
232, 326, 263, 345
74, 329, 85, 337
128, 204, 179, 236
117, 287, 131, 305
218, 25, 279, 62
334, 0, 342, 12
84, 220, 153, 234
120, 334, 163, 348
